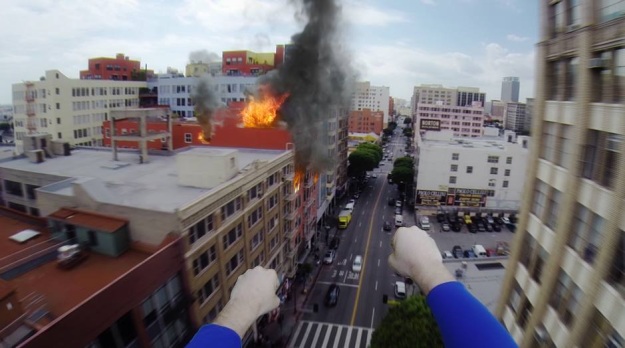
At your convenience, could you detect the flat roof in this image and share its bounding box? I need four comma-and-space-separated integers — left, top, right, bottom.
442, 259, 508, 313
0, 146, 287, 212
0, 214, 150, 319
420, 137, 529, 152
49, 208, 128, 233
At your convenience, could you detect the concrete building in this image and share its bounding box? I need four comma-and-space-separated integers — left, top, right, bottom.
456, 86, 486, 107
0, 210, 191, 348
185, 62, 222, 78
0, 131, 300, 341
11, 70, 145, 152
348, 109, 384, 135
496, 2, 625, 347
501, 77, 520, 103
80, 53, 153, 81
524, 98, 534, 134
415, 101, 485, 138
222, 50, 276, 76
410, 84, 486, 118
147, 74, 259, 118
504, 102, 528, 133
489, 100, 507, 123
350, 81, 390, 127
415, 130, 529, 211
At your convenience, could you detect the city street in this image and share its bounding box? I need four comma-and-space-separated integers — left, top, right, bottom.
288, 132, 410, 347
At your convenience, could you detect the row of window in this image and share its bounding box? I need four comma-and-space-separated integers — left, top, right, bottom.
71, 87, 138, 97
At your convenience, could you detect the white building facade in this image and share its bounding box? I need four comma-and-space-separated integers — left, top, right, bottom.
11, 70, 145, 152
415, 130, 529, 211
350, 81, 390, 126
415, 101, 485, 138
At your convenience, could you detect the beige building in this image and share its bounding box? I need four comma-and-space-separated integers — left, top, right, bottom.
0, 131, 296, 328
11, 70, 146, 152
350, 81, 390, 127
496, 1, 625, 347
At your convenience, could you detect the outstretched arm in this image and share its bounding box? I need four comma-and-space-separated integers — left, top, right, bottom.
186, 266, 280, 347
388, 226, 517, 348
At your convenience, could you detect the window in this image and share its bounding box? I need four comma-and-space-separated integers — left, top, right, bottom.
451, 153, 459, 160
449, 176, 457, 184
581, 130, 624, 188
248, 182, 263, 201
541, 122, 558, 162
488, 179, 496, 187
517, 297, 534, 329
490, 167, 498, 175
569, 204, 605, 264
55, 88, 60, 95
602, 134, 623, 188
545, 189, 562, 229
222, 223, 243, 250
188, 214, 214, 245
221, 197, 242, 222
549, 270, 582, 326
247, 206, 263, 228
250, 228, 264, 251
267, 193, 279, 211
503, 180, 509, 188
599, 0, 625, 23
184, 133, 192, 143
547, 60, 561, 100
192, 245, 217, 276
608, 230, 625, 298
550, 0, 565, 37
504, 169, 511, 176
56, 117, 61, 125
4, 180, 23, 197
508, 281, 523, 313
226, 249, 244, 276
487, 156, 499, 163
565, 57, 580, 100
466, 166, 473, 173
532, 180, 549, 219
450, 164, 458, 172
197, 274, 220, 304
581, 309, 624, 347
581, 130, 599, 179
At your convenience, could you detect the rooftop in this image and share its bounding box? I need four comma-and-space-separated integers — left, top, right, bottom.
420, 130, 529, 152
0, 146, 287, 212
442, 259, 508, 313
0, 213, 149, 321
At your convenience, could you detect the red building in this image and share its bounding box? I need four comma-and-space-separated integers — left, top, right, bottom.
102, 105, 292, 151
222, 51, 276, 76
348, 109, 384, 135
80, 53, 153, 81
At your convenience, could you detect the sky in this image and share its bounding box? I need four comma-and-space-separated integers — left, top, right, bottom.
0, 0, 538, 105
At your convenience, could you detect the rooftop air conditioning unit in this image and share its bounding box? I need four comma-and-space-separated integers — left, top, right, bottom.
589, 58, 605, 69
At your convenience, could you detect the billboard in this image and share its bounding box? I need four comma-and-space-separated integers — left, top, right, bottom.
419, 119, 441, 131
416, 188, 489, 207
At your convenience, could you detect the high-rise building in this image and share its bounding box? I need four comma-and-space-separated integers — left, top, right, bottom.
415, 101, 485, 138
11, 70, 146, 152
456, 86, 486, 107
350, 81, 390, 127
496, 2, 625, 347
501, 77, 520, 103
503, 102, 528, 133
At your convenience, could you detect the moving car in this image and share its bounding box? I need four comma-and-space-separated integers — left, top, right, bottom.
395, 215, 403, 227
394, 281, 407, 299
348, 199, 356, 205
323, 250, 336, 264
352, 255, 363, 272
325, 284, 340, 307
383, 221, 392, 231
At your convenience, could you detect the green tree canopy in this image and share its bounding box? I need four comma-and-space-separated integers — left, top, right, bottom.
357, 143, 383, 162
391, 166, 414, 186
383, 128, 394, 137
388, 121, 398, 130
394, 157, 414, 169
371, 295, 443, 348
403, 117, 413, 125
348, 150, 377, 177
403, 127, 413, 137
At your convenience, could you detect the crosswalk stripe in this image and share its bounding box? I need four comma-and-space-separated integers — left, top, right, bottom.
288, 321, 374, 348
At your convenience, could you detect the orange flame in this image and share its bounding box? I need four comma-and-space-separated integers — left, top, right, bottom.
313, 172, 319, 184
241, 86, 288, 128
293, 171, 303, 193
197, 132, 210, 144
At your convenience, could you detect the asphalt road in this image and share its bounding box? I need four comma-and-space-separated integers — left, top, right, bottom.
302, 132, 409, 329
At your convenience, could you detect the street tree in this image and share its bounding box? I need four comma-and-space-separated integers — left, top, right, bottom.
348, 150, 377, 177
357, 143, 383, 163
371, 295, 443, 348
390, 166, 414, 188
403, 127, 413, 137
383, 128, 394, 137
388, 121, 398, 130
394, 157, 414, 169
403, 117, 413, 125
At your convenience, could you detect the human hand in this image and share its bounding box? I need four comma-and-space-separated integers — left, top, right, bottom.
388, 226, 454, 295
213, 266, 280, 337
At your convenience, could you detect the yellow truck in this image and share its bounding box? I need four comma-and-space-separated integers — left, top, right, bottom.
338, 210, 352, 229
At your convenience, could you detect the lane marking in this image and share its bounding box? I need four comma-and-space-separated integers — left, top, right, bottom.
377, 259, 380, 267
350, 171, 385, 326
317, 281, 360, 288
379, 241, 382, 248
375, 281, 378, 291
371, 307, 376, 328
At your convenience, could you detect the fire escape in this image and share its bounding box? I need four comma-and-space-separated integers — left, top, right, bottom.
24, 82, 37, 134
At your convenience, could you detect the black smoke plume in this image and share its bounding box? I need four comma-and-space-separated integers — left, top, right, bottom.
191, 77, 222, 142
261, 0, 355, 170
188, 49, 220, 64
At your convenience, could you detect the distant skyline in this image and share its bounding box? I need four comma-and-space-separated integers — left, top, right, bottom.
0, 0, 538, 104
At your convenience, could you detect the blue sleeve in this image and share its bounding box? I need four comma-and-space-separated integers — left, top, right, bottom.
426, 281, 517, 348
186, 324, 241, 348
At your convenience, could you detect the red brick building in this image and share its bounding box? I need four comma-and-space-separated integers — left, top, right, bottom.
348, 109, 384, 135
80, 53, 153, 81
222, 51, 276, 77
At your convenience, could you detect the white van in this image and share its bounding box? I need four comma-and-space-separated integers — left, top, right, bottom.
419, 216, 430, 230
472, 244, 488, 258
352, 255, 363, 272
395, 214, 403, 227
345, 203, 354, 212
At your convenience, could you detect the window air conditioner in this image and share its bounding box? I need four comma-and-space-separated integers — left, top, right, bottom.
589, 58, 605, 69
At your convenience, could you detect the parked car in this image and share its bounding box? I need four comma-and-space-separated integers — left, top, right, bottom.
451, 222, 462, 232
485, 223, 493, 232
468, 223, 477, 233
436, 213, 446, 223
509, 214, 518, 223
395, 200, 402, 208
464, 215, 472, 225
325, 284, 340, 307
442, 250, 453, 259
501, 217, 511, 225
388, 198, 395, 206
372, 174, 378, 178
441, 223, 450, 232
452, 245, 463, 259
352, 255, 363, 272
395, 207, 402, 215
329, 236, 340, 250
494, 217, 504, 225
477, 223, 486, 232
493, 223, 502, 232
349, 199, 356, 205
353, 193, 360, 199
323, 250, 336, 264
486, 216, 495, 225
464, 249, 477, 258
394, 281, 407, 299
506, 223, 517, 232
383, 221, 392, 231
